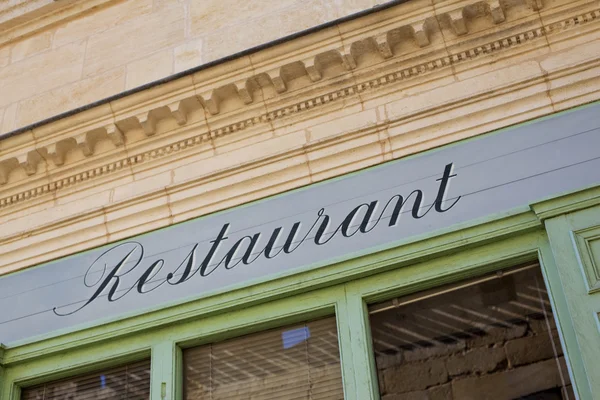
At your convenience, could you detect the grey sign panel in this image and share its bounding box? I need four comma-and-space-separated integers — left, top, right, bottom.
1, 103, 599, 346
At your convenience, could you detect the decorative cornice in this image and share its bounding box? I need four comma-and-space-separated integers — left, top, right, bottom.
0, 0, 550, 186
0, 4, 598, 211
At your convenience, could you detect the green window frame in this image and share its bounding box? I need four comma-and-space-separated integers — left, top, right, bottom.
2, 207, 595, 400
2, 103, 599, 399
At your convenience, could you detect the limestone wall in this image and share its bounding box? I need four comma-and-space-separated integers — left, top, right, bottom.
0, 0, 382, 134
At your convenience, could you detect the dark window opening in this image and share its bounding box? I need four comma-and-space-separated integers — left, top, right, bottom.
369, 265, 573, 400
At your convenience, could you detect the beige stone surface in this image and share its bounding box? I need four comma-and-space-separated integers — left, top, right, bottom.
16, 67, 126, 127
189, 0, 296, 37
126, 49, 174, 90
10, 29, 53, 62
0, 214, 109, 274
0, 44, 9, 67
112, 171, 172, 204
169, 156, 311, 223
0, 102, 17, 135
339, 0, 382, 15
0, 40, 86, 109
105, 194, 172, 239
539, 39, 600, 73
52, 0, 154, 49
0, 189, 110, 240
0, 0, 99, 31
306, 129, 384, 176
172, 129, 306, 185
174, 39, 204, 73
385, 61, 545, 121
308, 108, 378, 142
199, 0, 339, 61
271, 101, 364, 138
82, 4, 184, 78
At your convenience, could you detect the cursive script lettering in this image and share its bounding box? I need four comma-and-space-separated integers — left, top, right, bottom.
53, 163, 461, 316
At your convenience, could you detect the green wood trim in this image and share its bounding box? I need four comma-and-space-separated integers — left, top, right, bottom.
2, 286, 343, 399
538, 233, 593, 400
572, 225, 600, 294
151, 341, 178, 400
336, 287, 380, 400
345, 230, 544, 302
175, 346, 183, 400
2, 345, 151, 400
544, 208, 600, 398
334, 292, 358, 400
532, 185, 600, 222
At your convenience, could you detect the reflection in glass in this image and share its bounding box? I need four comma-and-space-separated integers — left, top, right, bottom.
21, 359, 151, 400
369, 265, 573, 400
183, 317, 344, 400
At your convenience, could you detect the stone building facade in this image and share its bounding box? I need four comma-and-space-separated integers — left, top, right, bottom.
0, 0, 599, 399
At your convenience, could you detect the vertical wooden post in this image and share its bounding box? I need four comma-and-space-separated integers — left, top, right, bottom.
151, 340, 180, 400
336, 285, 380, 400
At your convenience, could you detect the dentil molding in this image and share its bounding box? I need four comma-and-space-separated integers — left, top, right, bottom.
0, 0, 552, 187
0, 0, 598, 211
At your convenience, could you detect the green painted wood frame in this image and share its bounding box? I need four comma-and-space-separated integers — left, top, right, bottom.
2, 106, 600, 400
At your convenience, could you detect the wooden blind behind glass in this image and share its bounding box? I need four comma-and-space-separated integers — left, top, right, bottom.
368, 265, 573, 399
21, 359, 151, 400
183, 316, 344, 400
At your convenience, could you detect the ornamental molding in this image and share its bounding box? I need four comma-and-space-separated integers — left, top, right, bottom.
0, 1, 598, 212
0, 0, 555, 186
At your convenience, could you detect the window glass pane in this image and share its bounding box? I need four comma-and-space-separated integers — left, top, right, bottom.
369, 265, 573, 400
183, 316, 344, 400
21, 359, 151, 400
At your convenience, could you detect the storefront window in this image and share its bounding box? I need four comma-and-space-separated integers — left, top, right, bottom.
21, 359, 151, 400
369, 265, 573, 399
182, 316, 344, 399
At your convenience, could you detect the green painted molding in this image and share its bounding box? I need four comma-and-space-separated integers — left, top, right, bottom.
2, 286, 344, 400
538, 234, 593, 400
543, 207, 600, 398
151, 341, 179, 400
336, 287, 380, 400
571, 224, 600, 294
531, 185, 600, 222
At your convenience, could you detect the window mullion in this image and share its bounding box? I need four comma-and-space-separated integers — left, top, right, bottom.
336, 286, 379, 400
151, 340, 179, 400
